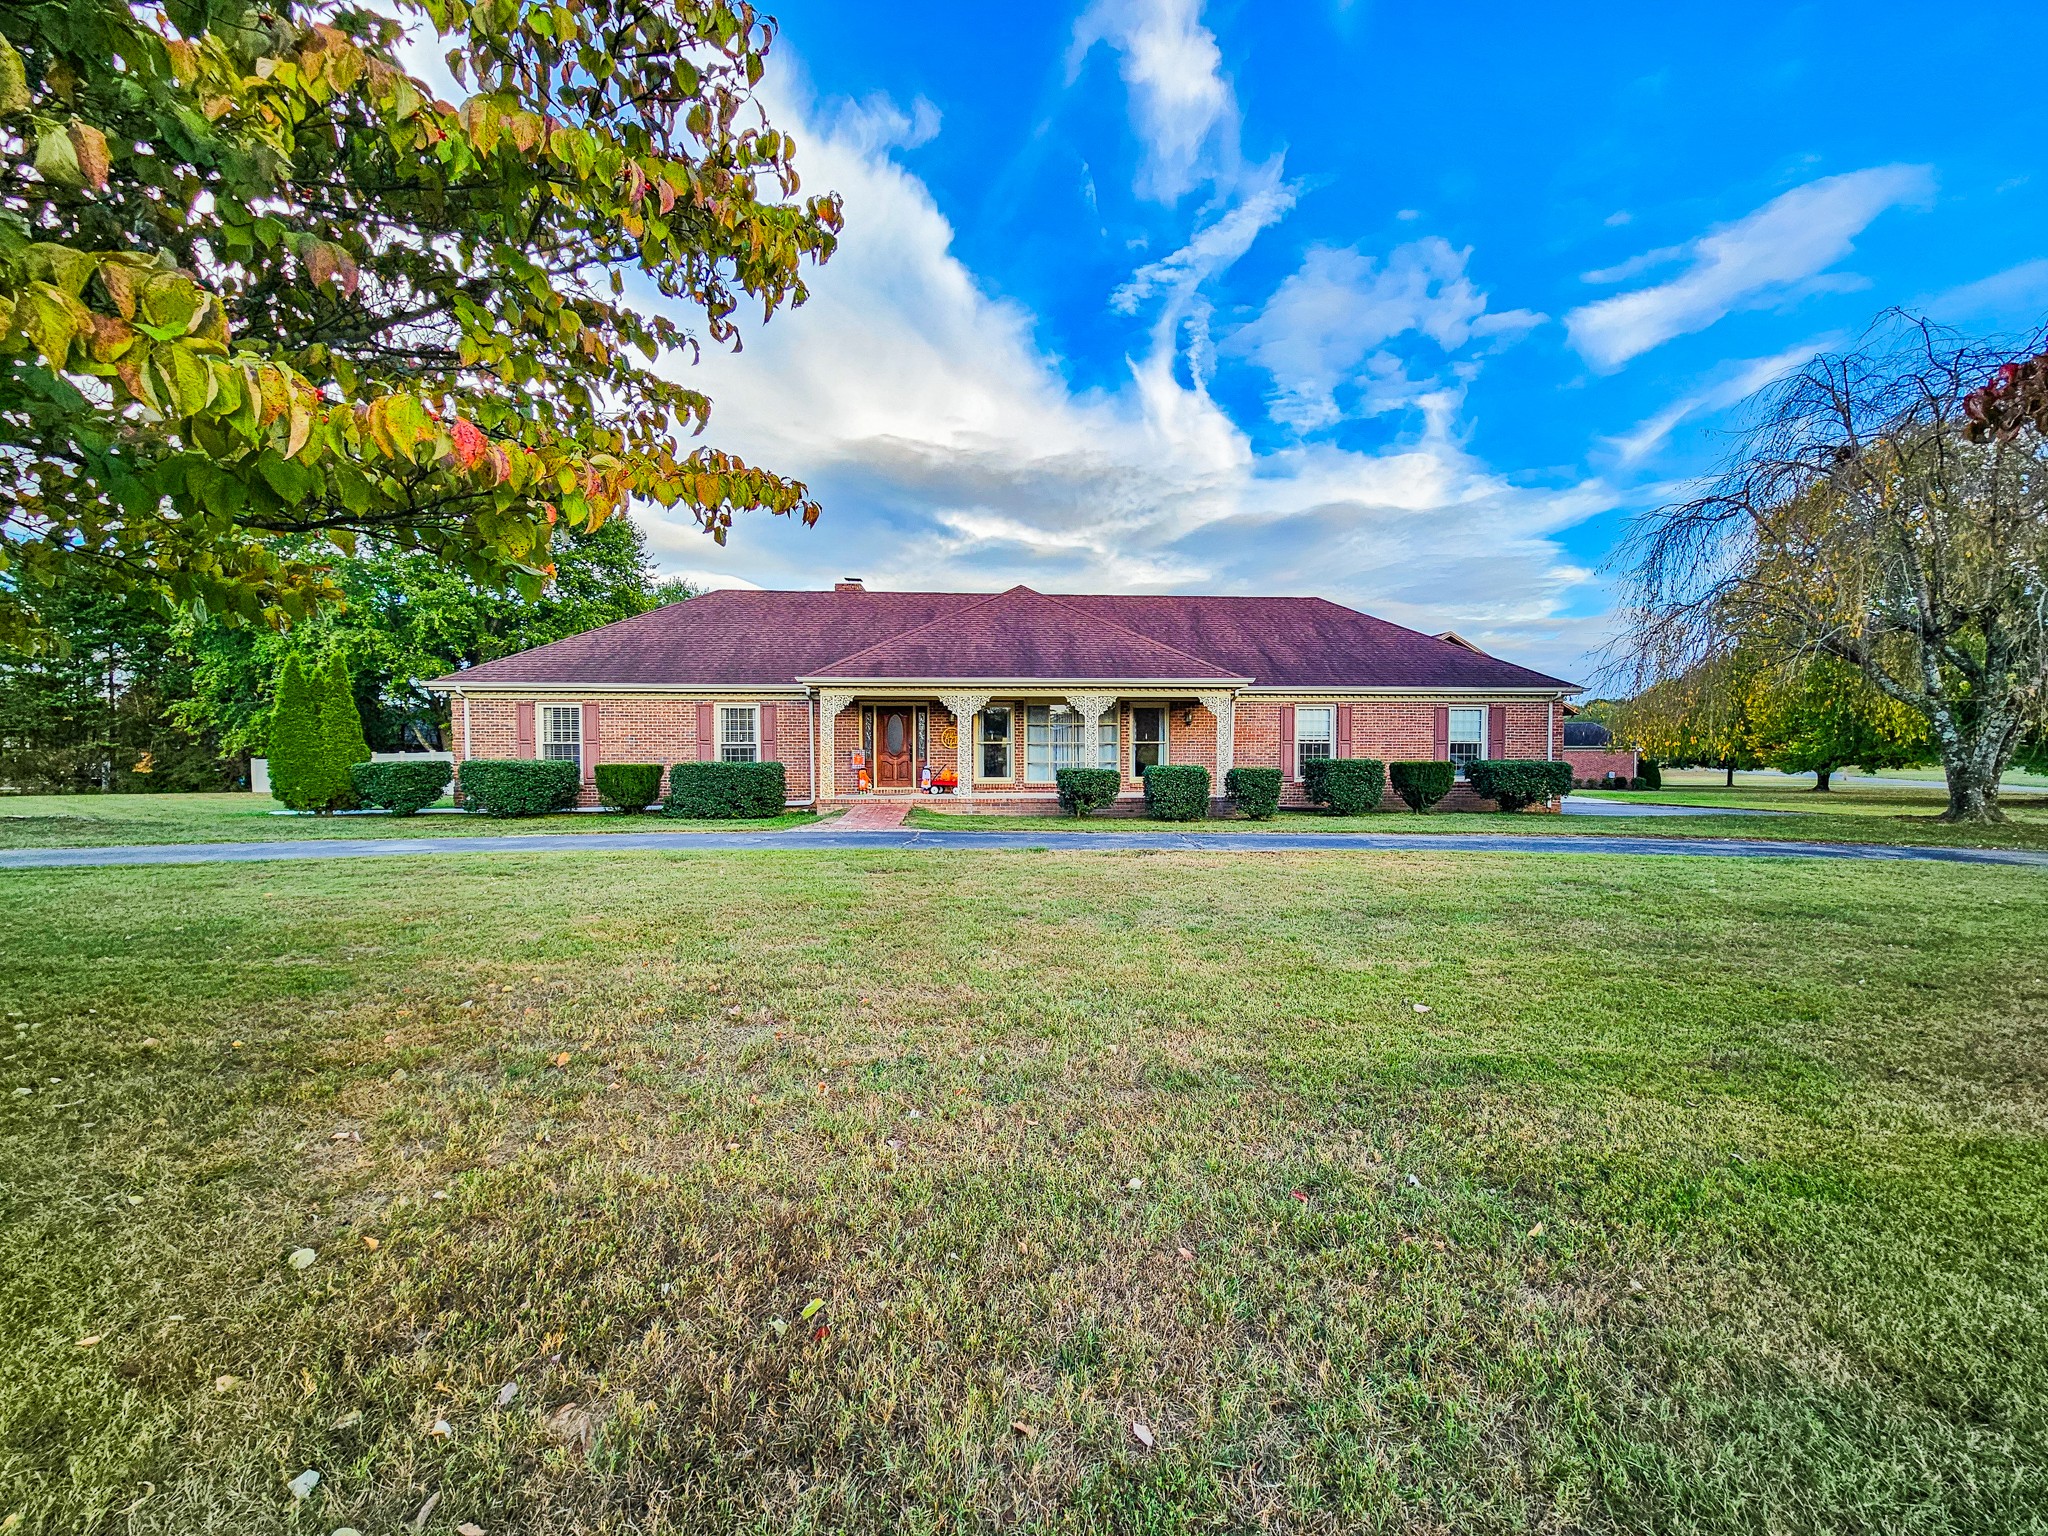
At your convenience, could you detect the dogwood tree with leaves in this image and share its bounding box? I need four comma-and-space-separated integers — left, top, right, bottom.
0, 0, 841, 646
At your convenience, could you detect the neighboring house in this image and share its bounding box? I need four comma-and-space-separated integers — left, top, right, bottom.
424, 581, 1580, 811
1561, 718, 1639, 785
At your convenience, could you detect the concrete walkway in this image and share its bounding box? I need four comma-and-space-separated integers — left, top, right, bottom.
3, 826, 2042, 870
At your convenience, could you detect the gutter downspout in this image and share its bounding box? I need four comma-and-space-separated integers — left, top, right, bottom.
807, 689, 818, 807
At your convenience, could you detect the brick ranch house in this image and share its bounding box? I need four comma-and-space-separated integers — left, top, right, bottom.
425, 581, 1581, 812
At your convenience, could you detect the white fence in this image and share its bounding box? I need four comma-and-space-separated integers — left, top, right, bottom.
249, 750, 452, 794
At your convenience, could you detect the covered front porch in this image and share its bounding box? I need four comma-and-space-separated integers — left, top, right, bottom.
813, 688, 1239, 806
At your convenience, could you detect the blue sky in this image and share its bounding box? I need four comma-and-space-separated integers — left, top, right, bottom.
626, 0, 2048, 682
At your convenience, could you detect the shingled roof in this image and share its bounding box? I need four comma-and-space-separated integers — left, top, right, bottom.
807, 586, 1247, 683
427, 585, 1575, 691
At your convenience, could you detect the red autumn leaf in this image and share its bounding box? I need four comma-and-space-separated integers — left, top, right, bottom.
448, 416, 487, 471
1290, 1189, 1309, 1202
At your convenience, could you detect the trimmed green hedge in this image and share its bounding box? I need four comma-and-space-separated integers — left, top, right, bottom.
347, 759, 451, 816
595, 762, 664, 812
664, 761, 786, 819
1467, 758, 1573, 812
1223, 765, 1280, 820
1143, 763, 1209, 821
1303, 756, 1385, 815
1389, 760, 1455, 812
1055, 767, 1121, 817
457, 758, 580, 817
1635, 758, 1662, 790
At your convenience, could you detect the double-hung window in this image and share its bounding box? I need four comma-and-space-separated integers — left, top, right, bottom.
1295, 706, 1334, 779
1447, 707, 1485, 775
719, 705, 759, 763
539, 703, 582, 769
1131, 706, 1167, 776
978, 706, 1012, 779
1023, 706, 1117, 781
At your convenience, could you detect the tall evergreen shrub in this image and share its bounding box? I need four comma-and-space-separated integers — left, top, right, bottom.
266, 655, 327, 810
317, 653, 371, 807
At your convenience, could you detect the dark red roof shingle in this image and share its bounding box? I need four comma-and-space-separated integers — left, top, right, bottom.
428, 586, 1573, 691
807, 586, 1246, 681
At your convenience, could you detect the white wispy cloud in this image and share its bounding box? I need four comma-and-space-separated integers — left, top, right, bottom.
1067, 0, 1237, 203
1227, 238, 1545, 430
1601, 338, 1835, 466
1565, 165, 1935, 370
640, 72, 1608, 679
1925, 258, 2048, 325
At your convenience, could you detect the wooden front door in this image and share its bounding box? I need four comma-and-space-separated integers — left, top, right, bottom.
876, 707, 916, 789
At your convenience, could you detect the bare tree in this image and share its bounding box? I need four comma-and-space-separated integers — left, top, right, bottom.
1616, 316, 2048, 823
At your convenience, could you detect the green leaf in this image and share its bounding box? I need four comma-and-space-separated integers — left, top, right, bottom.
33, 122, 83, 186
0, 35, 30, 116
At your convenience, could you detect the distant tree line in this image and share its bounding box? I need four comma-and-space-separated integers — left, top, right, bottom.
0, 518, 696, 792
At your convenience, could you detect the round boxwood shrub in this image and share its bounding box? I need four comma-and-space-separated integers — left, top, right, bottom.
1223, 765, 1280, 820
595, 762, 664, 812
1056, 767, 1121, 817
348, 759, 452, 816
457, 758, 580, 817
1389, 760, 1455, 812
1303, 757, 1385, 815
1635, 758, 1662, 790
1142, 762, 1209, 821
1466, 758, 1574, 812
664, 761, 786, 819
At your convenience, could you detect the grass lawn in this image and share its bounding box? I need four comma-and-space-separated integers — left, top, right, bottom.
907, 778, 2048, 852
0, 792, 817, 849
2, 848, 2044, 1534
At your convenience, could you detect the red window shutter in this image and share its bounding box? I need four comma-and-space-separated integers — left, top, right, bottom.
1432, 706, 1449, 759
581, 701, 600, 783
515, 701, 535, 759
1487, 704, 1508, 760
696, 703, 715, 760
1336, 704, 1353, 758
758, 703, 777, 761
1279, 705, 1295, 779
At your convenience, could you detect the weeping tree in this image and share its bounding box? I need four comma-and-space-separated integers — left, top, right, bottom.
0, 0, 840, 647
1618, 317, 2048, 823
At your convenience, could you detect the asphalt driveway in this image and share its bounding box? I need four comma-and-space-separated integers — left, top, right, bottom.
3, 825, 2042, 870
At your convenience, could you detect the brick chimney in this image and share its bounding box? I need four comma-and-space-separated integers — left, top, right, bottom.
834, 577, 866, 592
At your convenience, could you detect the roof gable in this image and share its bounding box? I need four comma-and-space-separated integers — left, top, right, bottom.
806, 586, 1248, 681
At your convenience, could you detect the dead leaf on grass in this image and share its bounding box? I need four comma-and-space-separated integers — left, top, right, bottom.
544, 1403, 594, 1450
1131, 1420, 1155, 1449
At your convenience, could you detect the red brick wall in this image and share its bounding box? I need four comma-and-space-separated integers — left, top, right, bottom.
1229, 698, 1562, 807
448, 691, 1571, 811
452, 693, 814, 807
1564, 747, 1638, 785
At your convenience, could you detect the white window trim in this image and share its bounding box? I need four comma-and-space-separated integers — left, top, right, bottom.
1131, 704, 1169, 778
1294, 706, 1335, 781
975, 705, 1013, 782
1447, 706, 1487, 776
719, 703, 761, 764
538, 701, 583, 769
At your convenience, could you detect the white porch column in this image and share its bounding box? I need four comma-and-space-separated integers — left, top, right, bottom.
1198, 690, 1237, 783
1064, 691, 1119, 773
936, 692, 991, 799
816, 689, 856, 798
